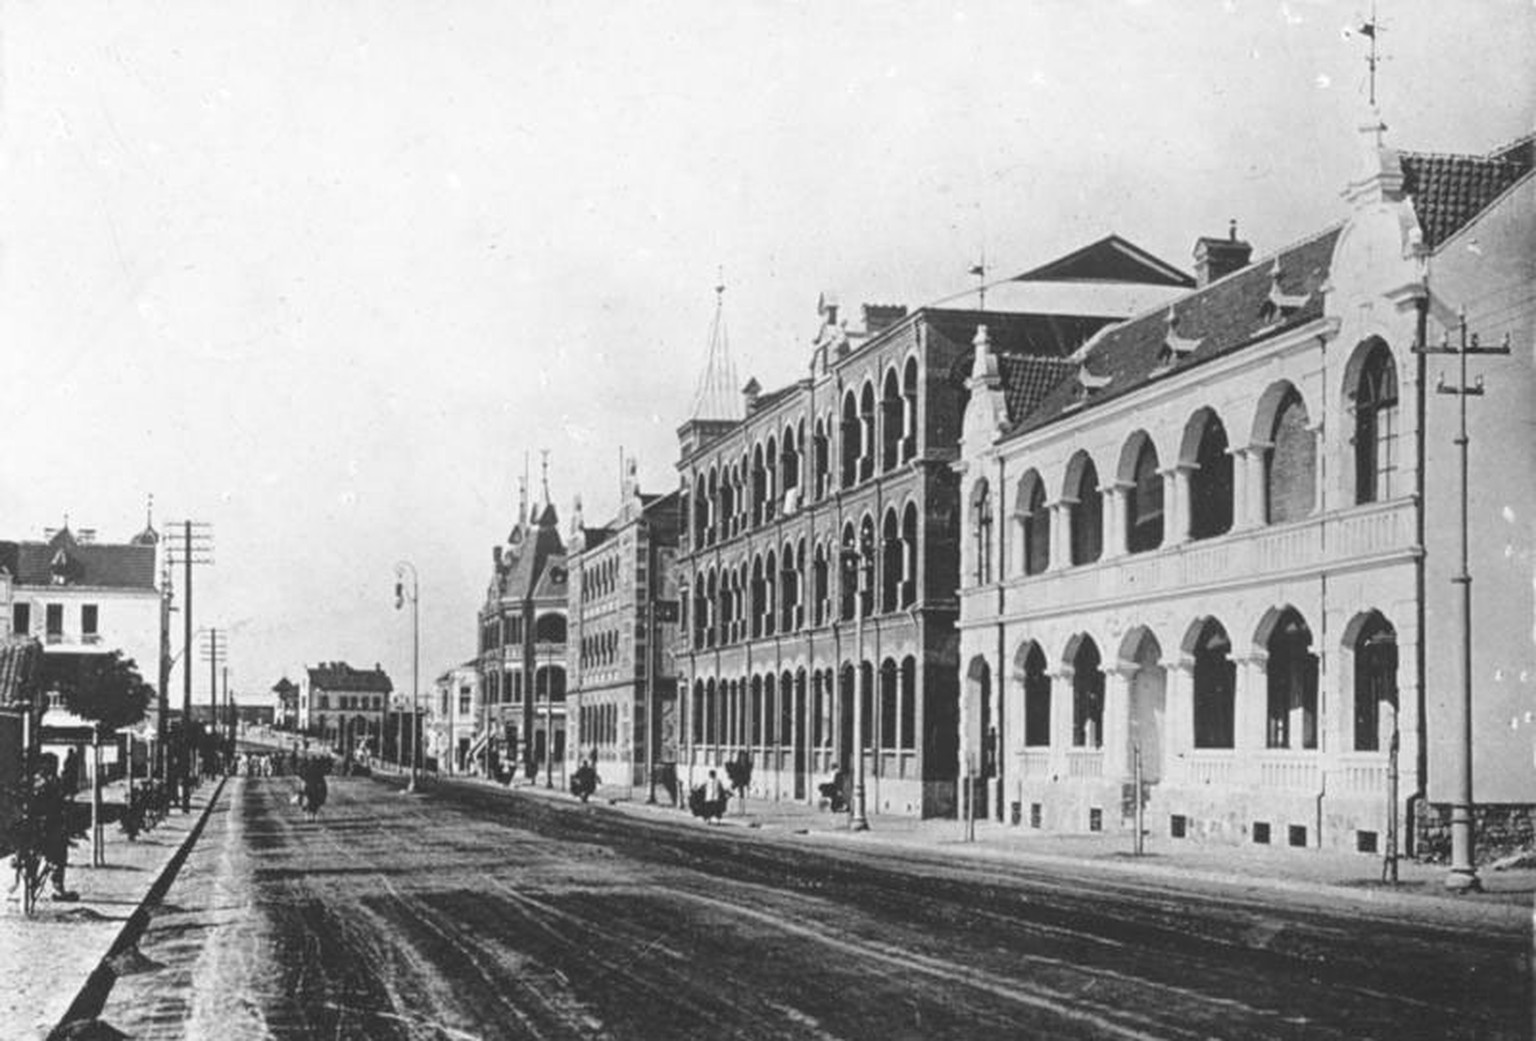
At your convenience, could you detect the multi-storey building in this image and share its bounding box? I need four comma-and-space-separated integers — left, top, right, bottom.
0, 522, 161, 687
477, 485, 569, 781
567, 461, 681, 789
956, 118, 1535, 860
299, 661, 393, 754
675, 255, 1190, 818
428, 661, 482, 774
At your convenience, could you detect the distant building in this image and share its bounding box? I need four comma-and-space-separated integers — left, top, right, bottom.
567, 460, 682, 789
954, 119, 1536, 856
428, 661, 481, 774
478, 476, 569, 781
271, 676, 300, 730
300, 661, 393, 756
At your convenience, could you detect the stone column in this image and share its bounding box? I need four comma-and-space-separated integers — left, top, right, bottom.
1103, 482, 1131, 559
1234, 654, 1268, 753
1048, 501, 1072, 570
1050, 668, 1073, 777
1161, 467, 1191, 545
1242, 444, 1270, 529
1164, 658, 1194, 782
1103, 667, 1133, 780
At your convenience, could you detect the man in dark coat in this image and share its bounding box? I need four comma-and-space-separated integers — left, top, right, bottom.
34, 754, 78, 901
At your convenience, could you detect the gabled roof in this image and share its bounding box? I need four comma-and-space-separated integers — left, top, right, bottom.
497, 502, 566, 603
306, 661, 393, 694
1007, 234, 1195, 288
1008, 225, 1341, 438
0, 528, 156, 591
1401, 134, 1535, 249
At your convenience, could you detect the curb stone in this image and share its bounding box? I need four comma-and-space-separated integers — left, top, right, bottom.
47, 776, 228, 1041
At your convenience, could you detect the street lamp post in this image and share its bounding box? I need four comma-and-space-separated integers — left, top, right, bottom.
841, 530, 873, 832
394, 561, 420, 794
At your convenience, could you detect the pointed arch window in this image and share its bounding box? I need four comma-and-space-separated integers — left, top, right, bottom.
1354, 615, 1399, 752
1017, 472, 1050, 575
1353, 343, 1399, 504
859, 381, 877, 482
901, 502, 918, 607
971, 479, 994, 584
1071, 638, 1105, 748
881, 369, 902, 471
840, 392, 860, 489
881, 508, 901, 613
1126, 439, 1164, 553
1022, 644, 1051, 747
1192, 619, 1235, 749
901, 357, 919, 462
1265, 610, 1318, 750
1189, 412, 1233, 540
1069, 460, 1103, 566
1266, 387, 1315, 523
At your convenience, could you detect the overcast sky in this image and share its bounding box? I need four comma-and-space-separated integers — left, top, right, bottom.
2, 1, 1531, 706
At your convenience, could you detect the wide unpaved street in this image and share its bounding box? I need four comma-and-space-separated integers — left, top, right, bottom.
92, 774, 1529, 1040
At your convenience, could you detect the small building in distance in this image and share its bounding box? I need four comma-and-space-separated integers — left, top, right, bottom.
300, 661, 393, 759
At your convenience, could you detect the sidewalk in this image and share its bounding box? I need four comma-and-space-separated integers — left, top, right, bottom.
485, 774, 1536, 920
0, 776, 226, 1041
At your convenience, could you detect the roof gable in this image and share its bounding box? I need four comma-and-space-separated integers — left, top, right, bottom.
1007, 234, 1195, 288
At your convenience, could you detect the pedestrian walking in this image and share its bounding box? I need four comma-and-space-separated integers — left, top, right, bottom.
301, 759, 328, 822
34, 754, 78, 902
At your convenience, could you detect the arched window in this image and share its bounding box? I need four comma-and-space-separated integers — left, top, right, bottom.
1188, 410, 1233, 540
692, 681, 705, 744
881, 508, 901, 613
1021, 643, 1051, 747
1070, 637, 1105, 748
813, 418, 830, 499
881, 368, 903, 471
1126, 437, 1164, 553
534, 613, 566, 643
1353, 341, 1399, 504
900, 656, 916, 750
751, 444, 767, 527
859, 514, 877, 618
1353, 613, 1398, 752
880, 658, 899, 749
971, 478, 994, 584
1265, 386, 1315, 523
840, 391, 860, 489
901, 357, 919, 462
764, 436, 778, 523
780, 427, 800, 503
901, 502, 918, 607
839, 523, 858, 621
1264, 609, 1318, 750
780, 541, 799, 632
705, 470, 718, 546
750, 676, 763, 746
813, 543, 829, 626
763, 550, 777, 636
719, 469, 734, 539
1191, 618, 1235, 749
1069, 456, 1103, 566
1017, 471, 1050, 576
859, 380, 877, 482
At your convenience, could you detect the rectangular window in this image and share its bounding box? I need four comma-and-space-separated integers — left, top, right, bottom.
82, 604, 99, 643
12, 603, 29, 634
45, 604, 64, 642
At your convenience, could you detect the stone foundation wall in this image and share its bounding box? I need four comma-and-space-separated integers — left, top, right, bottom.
1412, 802, 1536, 864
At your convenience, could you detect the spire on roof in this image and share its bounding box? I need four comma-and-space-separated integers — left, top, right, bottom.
132, 493, 160, 546
689, 273, 740, 422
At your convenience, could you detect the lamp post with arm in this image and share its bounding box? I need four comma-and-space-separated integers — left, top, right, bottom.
394, 561, 420, 794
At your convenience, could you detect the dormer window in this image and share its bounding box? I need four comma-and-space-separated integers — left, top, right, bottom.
1155, 308, 1202, 373
1064, 365, 1112, 412
1260, 259, 1310, 324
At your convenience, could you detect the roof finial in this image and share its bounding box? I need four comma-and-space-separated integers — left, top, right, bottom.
540, 448, 551, 507
690, 271, 739, 422
1346, 1, 1384, 111
969, 251, 987, 311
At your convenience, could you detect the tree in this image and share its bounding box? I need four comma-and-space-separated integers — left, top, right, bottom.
40, 652, 153, 732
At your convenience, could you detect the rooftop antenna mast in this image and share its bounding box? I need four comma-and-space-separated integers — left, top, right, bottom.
1351, 1, 1382, 108
969, 251, 987, 311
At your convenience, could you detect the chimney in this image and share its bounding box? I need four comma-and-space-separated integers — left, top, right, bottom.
862, 304, 908, 336
742, 377, 761, 414
1193, 219, 1252, 286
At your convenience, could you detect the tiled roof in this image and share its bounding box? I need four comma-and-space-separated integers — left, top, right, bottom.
0, 529, 156, 591
1009, 226, 1342, 438
1401, 135, 1535, 249
532, 554, 569, 601
997, 356, 1079, 426
496, 505, 566, 603
307, 661, 393, 694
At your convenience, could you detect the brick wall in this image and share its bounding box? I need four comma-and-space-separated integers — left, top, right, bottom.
1412, 801, 1536, 864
